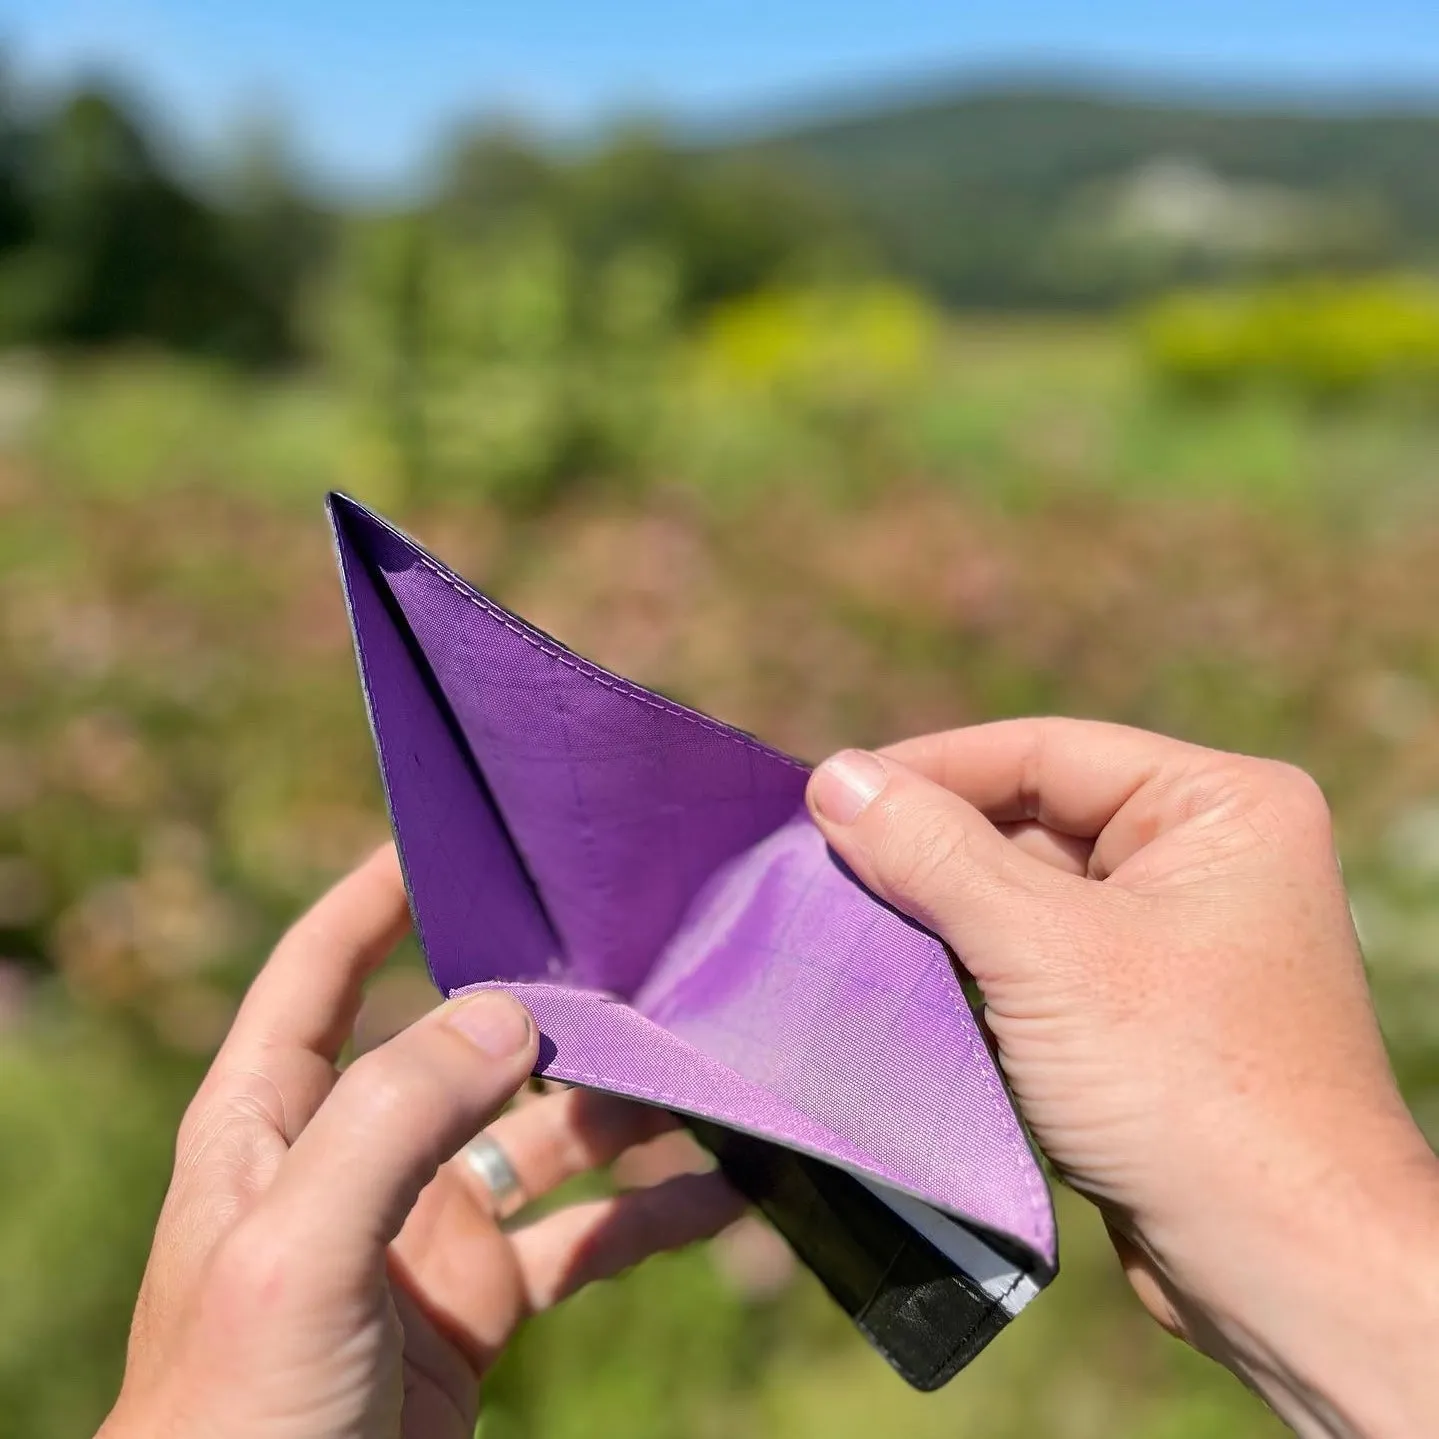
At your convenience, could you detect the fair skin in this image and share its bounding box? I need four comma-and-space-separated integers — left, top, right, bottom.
104, 719, 1438, 1438
99, 848, 742, 1439
808, 721, 1439, 1439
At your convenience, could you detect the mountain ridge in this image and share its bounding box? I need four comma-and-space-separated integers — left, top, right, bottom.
704, 81, 1439, 307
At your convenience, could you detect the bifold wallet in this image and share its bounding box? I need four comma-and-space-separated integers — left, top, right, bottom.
329, 492, 1057, 1389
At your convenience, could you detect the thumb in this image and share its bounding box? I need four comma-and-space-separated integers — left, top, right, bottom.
256, 991, 538, 1260
806, 749, 1066, 976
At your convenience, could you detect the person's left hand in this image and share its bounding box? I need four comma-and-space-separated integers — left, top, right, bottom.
99, 846, 744, 1439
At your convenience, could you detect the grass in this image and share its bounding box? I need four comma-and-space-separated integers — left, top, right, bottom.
1, 315, 1436, 1437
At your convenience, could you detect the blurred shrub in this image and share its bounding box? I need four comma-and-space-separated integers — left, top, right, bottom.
1139, 276, 1439, 400
659, 282, 940, 506
0, 86, 326, 366
323, 213, 679, 510
633, 277, 943, 509
697, 282, 938, 406
439, 123, 850, 319
306, 123, 866, 511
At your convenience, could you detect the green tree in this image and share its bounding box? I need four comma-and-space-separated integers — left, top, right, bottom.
212, 114, 334, 363
0, 57, 34, 258
0, 83, 320, 363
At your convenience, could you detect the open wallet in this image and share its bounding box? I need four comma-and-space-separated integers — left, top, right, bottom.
328, 492, 1057, 1390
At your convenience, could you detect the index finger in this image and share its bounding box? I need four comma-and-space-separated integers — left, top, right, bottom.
881, 718, 1236, 877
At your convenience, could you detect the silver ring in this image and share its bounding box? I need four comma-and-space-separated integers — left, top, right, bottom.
460, 1133, 527, 1220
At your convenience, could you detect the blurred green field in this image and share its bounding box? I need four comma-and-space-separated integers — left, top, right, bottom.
5, 304, 1439, 1439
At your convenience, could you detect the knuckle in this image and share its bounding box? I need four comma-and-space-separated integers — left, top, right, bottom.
1217, 756, 1334, 852
176, 1069, 290, 1166
877, 798, 968, 900
207, 1217, 290, 1311
174, 1080, 240, 1162
1261, 759, 1332, 824
340, 1049, 432, 1129
175, 1092, 213, 1154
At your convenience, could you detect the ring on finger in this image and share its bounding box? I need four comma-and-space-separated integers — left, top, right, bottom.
460, 1132, 527, 1221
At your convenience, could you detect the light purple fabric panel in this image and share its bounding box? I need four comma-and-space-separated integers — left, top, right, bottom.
330, 495, 1056, 1268
635, 815, 1051, 1256
478, 971, 1052, 1259
331, 500, 558, 994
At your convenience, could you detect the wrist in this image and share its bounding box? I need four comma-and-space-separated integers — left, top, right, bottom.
97, 1398, 157, 1439
97, 1388, 190, 1439
96, 1410, 141, 1439
1156, 1122, 1439, 1437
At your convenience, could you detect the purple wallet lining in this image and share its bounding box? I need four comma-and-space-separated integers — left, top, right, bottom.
329, 492, 1056, 1288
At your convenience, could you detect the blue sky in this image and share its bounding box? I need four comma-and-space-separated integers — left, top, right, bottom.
4, 1, 1439, 187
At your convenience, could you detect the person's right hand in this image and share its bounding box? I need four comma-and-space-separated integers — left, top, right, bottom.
806, 720, 1439, 1439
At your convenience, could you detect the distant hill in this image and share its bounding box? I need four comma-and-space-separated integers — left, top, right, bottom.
723, 85, 1439, 308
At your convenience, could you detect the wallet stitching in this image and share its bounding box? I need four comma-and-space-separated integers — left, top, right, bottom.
410, 551, 808, 773
947, 976, 1050, 1240
927, 1271, 1022, 1384
938, 1271, 1023, 1370
498, 981, 1045, 1249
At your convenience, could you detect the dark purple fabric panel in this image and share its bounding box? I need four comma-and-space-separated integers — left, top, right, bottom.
329, 496, 559, 994
352, 509, 808, 997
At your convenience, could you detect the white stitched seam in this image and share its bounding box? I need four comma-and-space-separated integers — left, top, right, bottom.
470, 979, 1049, 1242
409, 549, 808, 772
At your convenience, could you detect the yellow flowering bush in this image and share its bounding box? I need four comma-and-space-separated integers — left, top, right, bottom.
1140, 276, 1439, 399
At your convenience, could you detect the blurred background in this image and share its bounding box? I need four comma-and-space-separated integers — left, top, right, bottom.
4, 3, 1439, 1435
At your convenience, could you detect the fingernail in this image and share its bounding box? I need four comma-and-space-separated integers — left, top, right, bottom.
446, 992, 533, 1059
810, 749, 889, 825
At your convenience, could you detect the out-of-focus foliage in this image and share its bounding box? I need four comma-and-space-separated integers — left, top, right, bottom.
4, 46, 1439, 1439
0, 69, 846, 373
437, 123, 849, 316
698, 283, 937, 399
7, 317, 1439, 1438
323, 210, 681, 510
0, 1018, 191, 1439
0, 63, 33, 255
0, 83, 328, 364
313, 122, 852, 509
1140, 277, 1439, 399
11, 60, 1439, 362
